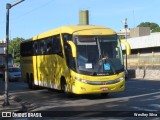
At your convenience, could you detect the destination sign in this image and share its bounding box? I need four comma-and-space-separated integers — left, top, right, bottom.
78, 36, 95, 42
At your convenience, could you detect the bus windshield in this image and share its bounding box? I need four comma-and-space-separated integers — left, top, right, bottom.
74, 35, 124, 76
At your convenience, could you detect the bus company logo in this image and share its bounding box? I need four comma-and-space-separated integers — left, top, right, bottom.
2, 112, 11, 117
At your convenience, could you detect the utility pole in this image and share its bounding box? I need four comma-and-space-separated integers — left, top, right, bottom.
124, 18, 128, 76
3, 0, 25, 106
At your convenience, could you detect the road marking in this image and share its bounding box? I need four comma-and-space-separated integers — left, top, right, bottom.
132, 106, 158, 111
150, 104, 160, 109
31, 106, 58, 111
132, 104, 160, 111
140, 98, 155, 101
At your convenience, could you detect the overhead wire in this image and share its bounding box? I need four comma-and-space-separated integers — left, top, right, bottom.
1, 0, 55, 23
0, 0, 55, 39
11, 0, 55, 21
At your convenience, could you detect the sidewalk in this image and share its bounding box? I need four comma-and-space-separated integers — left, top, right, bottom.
0, 78, 22, 113
0, 94, 24, 114
0, 79, 27, 118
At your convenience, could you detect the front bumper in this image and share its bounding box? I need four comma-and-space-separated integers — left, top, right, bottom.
71, 79, 125, 94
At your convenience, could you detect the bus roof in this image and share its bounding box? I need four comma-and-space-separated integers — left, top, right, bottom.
30, 25, 116, 40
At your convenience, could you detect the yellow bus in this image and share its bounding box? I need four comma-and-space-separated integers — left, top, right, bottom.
20, 25, 130, 96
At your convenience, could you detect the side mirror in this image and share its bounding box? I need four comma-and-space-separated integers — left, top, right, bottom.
120, 40, 131, 55
67, 41, 77, 57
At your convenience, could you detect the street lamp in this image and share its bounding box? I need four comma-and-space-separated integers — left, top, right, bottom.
3, 0, 25, 106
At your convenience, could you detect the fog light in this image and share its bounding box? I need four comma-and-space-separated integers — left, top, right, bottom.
81, 87, 86, 91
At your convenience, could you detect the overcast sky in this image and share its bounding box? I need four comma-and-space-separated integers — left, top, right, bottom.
0, 0, 160, 40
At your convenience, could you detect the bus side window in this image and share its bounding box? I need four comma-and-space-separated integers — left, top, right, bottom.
54, 35, 62, 54
39, 40, 46, 55
33, 42, 38, 55
46, 38, 53, 54
22, 41, 33, 56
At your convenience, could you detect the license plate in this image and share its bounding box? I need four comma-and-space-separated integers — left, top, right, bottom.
100, 87, 108, 91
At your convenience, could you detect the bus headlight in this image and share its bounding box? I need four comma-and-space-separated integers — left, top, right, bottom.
116, 77, 124, 81
75, 76, 125, 85
75, 77, 88, 84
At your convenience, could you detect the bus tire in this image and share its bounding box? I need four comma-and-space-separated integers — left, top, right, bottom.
26, 74, 31, 89
29, 74, 36, 89
60, 78, 66, 93
61, 77, 73, 97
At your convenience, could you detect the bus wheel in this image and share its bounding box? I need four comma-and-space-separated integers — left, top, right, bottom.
29, 74, 35, 89
61, 78, 73, 97
28, 77, 32, 89
100, 93, 109, 98
61, 79, 66, 93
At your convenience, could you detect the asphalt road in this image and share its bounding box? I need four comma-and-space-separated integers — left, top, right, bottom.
0, 78, 160, 119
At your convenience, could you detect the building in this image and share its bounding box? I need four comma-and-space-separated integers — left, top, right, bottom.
121, 31, 160, 79
130, 27, 150, 38
118, 27, 150, 38
124, 32, 160, 67
0, 39, 6, 54
117, 28, 130, 38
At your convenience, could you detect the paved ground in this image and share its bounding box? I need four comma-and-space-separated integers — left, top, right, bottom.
0, 78, 160, 120
0, 79, 25, 118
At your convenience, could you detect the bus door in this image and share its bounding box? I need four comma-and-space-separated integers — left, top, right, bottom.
33, 39, 49, 87
38, 39, 48, 87
45, 37, 57, 89
52, 34, 63, 89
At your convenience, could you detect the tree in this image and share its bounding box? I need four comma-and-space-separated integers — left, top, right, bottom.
151, 27, 160, 33
137, 22, 159, 30
9, 37, 24, 65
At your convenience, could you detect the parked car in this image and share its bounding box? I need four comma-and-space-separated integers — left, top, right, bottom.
8, 67, 21, 82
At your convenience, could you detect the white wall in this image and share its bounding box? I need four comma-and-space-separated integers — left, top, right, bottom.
121, 33, 160, 50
